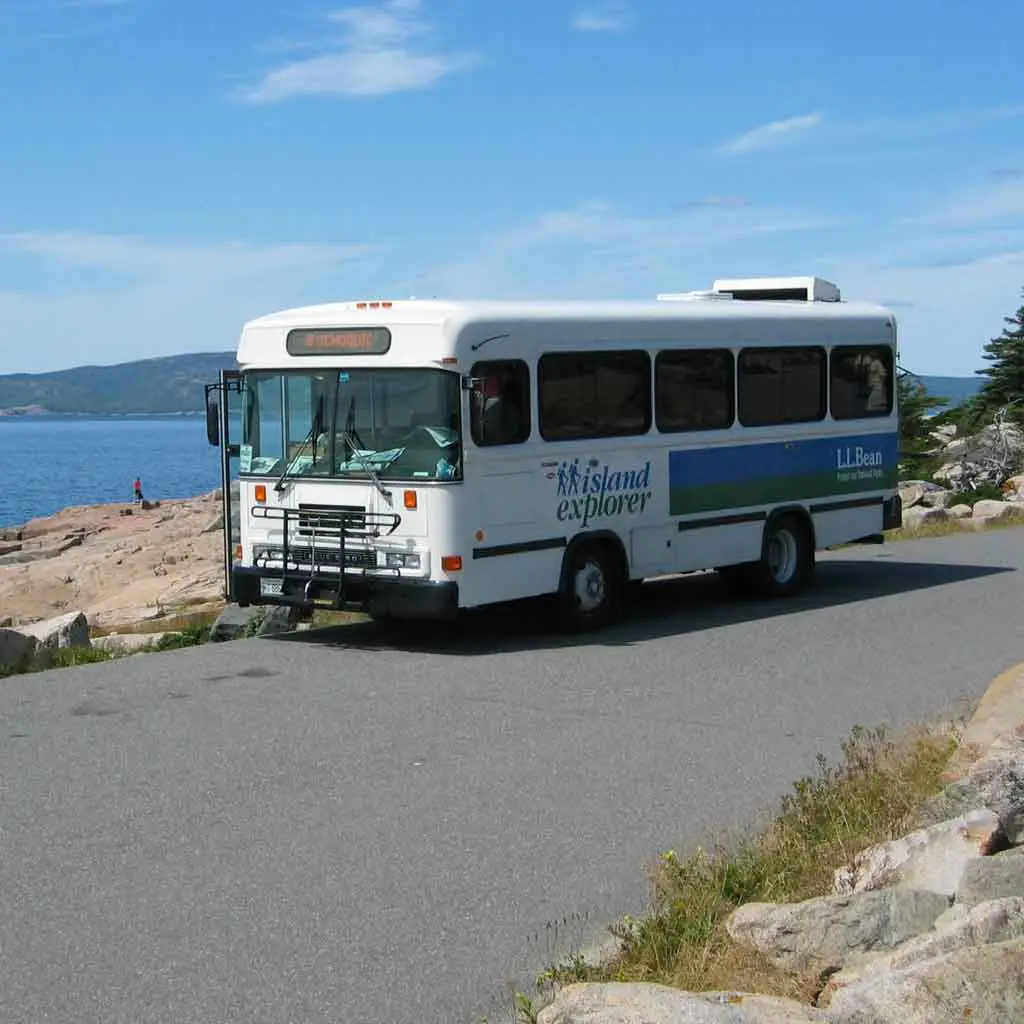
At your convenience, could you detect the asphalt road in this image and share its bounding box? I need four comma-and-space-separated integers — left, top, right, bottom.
2, 529, 1023, 1024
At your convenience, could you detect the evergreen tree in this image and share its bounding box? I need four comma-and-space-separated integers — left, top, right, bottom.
897, 371, 945, 479
974, 288, 1024, 421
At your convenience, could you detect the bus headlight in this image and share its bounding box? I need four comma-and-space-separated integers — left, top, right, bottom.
253, 545, 285, 564
385, 552, 421, 570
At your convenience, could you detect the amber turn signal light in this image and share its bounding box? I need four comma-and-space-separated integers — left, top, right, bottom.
403, 490, 417, 510
254, 484, 267, 503
441, 555, 463, 573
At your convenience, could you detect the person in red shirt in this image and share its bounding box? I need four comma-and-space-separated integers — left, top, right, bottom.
133, 477, 143, 504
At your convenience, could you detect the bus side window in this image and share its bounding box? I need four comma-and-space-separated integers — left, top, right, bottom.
830, 346, 893, 419
470, 359, 531, 446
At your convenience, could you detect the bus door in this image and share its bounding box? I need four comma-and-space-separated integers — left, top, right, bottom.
204, 369, 243, 600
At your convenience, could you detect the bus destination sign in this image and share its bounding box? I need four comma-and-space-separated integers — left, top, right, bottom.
286, 327, 392, 356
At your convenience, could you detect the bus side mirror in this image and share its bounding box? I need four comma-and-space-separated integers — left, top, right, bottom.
205, 386, 220, 447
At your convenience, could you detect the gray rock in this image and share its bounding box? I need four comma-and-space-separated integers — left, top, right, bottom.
19, 611, 91, 651
898, 483, 927, 509
920, 755, 1024, 846
93, 632, 181, 653
725, 889, 951, 977
833, 809, 999, 897
900, 506, 948, 529
0, 627, 37, 672
919, 489, 952, 509
535, 984, 830, 1023
972, 499, 1024, 520
948, 503, 973, 519
255, 605, 300, 636
823, 898, 1024, 1006
201, 513, 224, 534
0, 533, 84, 565
955, 848, 1024, 910
209, 604, 263, 643
825, 937, 1024, 1023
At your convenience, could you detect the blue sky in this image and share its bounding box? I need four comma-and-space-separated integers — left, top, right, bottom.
1, 0, 1023, 375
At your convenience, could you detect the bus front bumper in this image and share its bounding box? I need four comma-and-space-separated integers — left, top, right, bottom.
231, 567, 459, 621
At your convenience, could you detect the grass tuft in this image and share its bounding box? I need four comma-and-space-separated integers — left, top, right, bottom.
152, 621, 212, 650
538, 724, 957, 1002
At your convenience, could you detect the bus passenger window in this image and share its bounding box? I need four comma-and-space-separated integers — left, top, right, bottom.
830, 346, 893, 419
655, 349, 734, 432
738, 347, 826, 427
470, 360, 531, 446
538, 351, 651, 441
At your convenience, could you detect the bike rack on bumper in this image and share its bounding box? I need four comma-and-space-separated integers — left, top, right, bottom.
232, 504, 459, 620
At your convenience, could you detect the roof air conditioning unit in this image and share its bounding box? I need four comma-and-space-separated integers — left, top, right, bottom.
711, 276, 841, 302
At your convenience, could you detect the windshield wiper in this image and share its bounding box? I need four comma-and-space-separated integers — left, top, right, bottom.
339, 427, 392, 501
275, 402, 324, 493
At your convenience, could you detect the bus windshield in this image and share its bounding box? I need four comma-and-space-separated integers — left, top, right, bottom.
240, 368, 462, 482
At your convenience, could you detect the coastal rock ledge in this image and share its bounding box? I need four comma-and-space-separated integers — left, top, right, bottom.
537, 665, 1024, 1024
0, 490, 226, 634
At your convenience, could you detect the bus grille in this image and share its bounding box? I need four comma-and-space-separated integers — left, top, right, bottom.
297, 503, 365, 535
288, 545, 376, 570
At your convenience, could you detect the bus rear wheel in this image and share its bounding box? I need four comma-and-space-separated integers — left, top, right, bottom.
718, 515, 814, 598
558, 542, 622, 631
756, 514, 814, 597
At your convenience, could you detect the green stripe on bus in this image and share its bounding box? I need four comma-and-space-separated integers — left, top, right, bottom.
669, 469, 898, 516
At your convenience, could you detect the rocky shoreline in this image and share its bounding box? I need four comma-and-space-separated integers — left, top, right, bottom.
0, 490, 227, 633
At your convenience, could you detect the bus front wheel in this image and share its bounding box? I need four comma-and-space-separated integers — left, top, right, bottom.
558, 542, 622, 631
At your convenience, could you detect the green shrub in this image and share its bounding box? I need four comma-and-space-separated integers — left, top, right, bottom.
153, 622, 211, 650
47, 647, 116, 668
948, 484, 1007, 506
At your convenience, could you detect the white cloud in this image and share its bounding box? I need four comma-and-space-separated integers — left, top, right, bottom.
572, 3, 632, 32
714, 113, 823, 157
916, 179, 1024, 229
0, 233, 374, 373
711, 106, 1024, 163
420, 200, 840, 298
239, 0, 477, 103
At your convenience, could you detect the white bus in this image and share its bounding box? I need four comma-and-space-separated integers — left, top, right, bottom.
205, 276, 901, 631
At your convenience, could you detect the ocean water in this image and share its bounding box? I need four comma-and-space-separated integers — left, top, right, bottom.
0, 416, 228, 527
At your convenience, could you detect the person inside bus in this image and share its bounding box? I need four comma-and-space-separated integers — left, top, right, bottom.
481, 374, 526, 443
855, 350, 890, 413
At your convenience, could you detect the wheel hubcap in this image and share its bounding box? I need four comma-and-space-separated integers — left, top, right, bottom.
574, 560, 606, 613
767, 529, 798, 584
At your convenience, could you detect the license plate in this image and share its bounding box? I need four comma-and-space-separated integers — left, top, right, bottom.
260, 577, 283, 596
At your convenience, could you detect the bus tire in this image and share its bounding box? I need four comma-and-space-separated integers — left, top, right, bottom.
753, 513, 814, 597
558, 541, 622, 631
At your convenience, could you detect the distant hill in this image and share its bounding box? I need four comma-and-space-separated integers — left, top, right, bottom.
917, 375, 983, 410
0, 352, 236, 415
